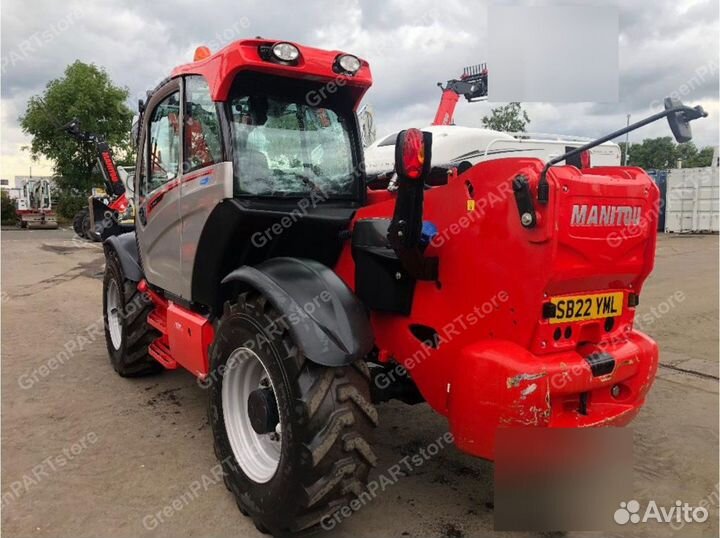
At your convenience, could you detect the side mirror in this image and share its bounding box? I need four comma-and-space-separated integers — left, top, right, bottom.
130, 120, 140, 148
665, 97, 708, 143
665, 97, 693, 143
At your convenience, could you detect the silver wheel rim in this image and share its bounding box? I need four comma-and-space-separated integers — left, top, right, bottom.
106, 280, 122, 350
222, 347, 281, 483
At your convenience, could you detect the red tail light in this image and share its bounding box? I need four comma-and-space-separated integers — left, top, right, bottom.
580, 150, 591, 168
399, 128, 425, 179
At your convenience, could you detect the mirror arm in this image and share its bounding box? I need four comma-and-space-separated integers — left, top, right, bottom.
537, 105, 707, 203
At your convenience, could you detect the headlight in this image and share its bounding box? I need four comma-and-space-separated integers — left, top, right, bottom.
272, 42, 300, 62
336, 54, 361, 75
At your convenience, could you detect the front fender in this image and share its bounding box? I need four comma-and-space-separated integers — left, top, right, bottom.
104, 232, 143, 282
222, 257, 373, 367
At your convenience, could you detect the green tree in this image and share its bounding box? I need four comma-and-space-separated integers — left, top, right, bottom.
1, 190, 17, 225
626, 137, 677, 169
685, 145, 714, 167
481, 102, 530, 132
673, 141, 708, 168
19, 61, 134, 202
623, 137, 716, 170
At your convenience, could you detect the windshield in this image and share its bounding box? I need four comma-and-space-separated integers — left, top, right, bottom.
230, 94, 355, 197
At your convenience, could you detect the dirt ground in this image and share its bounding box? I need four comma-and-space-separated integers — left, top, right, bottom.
1, 228, 718, 538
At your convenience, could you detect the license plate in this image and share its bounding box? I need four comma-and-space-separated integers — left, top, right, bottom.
549, 291, 623, 324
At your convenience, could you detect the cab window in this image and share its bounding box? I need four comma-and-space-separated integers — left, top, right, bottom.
229, 95, 354, 197
144, 91, 181, 195
184, 76, 222, 172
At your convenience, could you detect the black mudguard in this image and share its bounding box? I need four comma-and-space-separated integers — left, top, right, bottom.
222, 257, 374, 367
104, 232, 143, 282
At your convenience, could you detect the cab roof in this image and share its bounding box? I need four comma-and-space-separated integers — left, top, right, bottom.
171, 38, 372, 103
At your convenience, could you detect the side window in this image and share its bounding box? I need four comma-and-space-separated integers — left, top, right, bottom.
184, 76, 222, 172
144, 91, 181, 195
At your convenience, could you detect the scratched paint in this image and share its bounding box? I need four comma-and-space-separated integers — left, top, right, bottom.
506, 371, 547, 388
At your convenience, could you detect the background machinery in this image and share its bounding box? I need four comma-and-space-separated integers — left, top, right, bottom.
63, 119, 134, 241
433, 62, 489, 126
365, 63, 621, 175
14, 178, 58, 229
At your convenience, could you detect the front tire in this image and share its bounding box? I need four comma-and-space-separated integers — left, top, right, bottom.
102, 249, 162, 376
72, 208, 87, 238
208, 292, 378, 535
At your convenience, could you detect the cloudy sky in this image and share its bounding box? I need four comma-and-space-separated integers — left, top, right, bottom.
1, 0, 718, 181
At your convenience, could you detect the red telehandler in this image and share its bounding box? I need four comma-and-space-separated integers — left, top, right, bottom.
98, 38, 707, 535
433, 62, 489, 126
63, 119, 134, 241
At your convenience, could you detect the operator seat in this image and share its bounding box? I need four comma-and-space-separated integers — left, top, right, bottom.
234, 148, 271, 194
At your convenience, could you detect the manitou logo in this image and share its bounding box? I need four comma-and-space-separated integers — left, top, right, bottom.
570, 204, 642, 227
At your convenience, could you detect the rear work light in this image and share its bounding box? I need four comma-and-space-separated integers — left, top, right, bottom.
397, 128, 425, 179
335, 54, 361, 75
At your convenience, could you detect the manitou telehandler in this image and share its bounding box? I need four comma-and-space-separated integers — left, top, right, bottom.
100, 38, 707, 535
63, 119, 134, 241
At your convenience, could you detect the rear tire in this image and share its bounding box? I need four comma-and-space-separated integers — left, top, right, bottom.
102, 249, 162, 376
208, 292, 378, 535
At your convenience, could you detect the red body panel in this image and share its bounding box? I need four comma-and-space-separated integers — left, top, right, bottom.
334, 158, 660, 459
108, 192, 128, 214
166, 304, 215, 378
138, 280, 214, 379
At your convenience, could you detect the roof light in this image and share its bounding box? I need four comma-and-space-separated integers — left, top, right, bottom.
336, 54, 361, 75
396, 128, 425, 180
271, 42, 299, 62
193, 46, 211, 62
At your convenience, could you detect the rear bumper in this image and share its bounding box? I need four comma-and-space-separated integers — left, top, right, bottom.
448, 330, 658, 460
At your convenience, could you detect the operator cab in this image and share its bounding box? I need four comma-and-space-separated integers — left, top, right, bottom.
132, 39, 371, 311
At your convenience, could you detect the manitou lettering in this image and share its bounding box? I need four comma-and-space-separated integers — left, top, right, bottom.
101, 151, 120, 183
571, 204, 642, 226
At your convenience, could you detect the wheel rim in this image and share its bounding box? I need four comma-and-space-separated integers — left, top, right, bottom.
222, 347, 281, 483
106, 280, 122, 350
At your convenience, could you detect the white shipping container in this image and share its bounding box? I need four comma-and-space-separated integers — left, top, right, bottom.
665, 167, 720, 233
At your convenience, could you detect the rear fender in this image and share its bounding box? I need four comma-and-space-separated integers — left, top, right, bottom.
222, 257, 373, 367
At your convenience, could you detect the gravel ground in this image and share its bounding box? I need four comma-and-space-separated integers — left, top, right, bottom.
1, 228, 717, 538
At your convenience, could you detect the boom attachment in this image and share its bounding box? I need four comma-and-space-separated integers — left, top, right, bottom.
432, 63, 489, 126
63, 119, 125, 198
